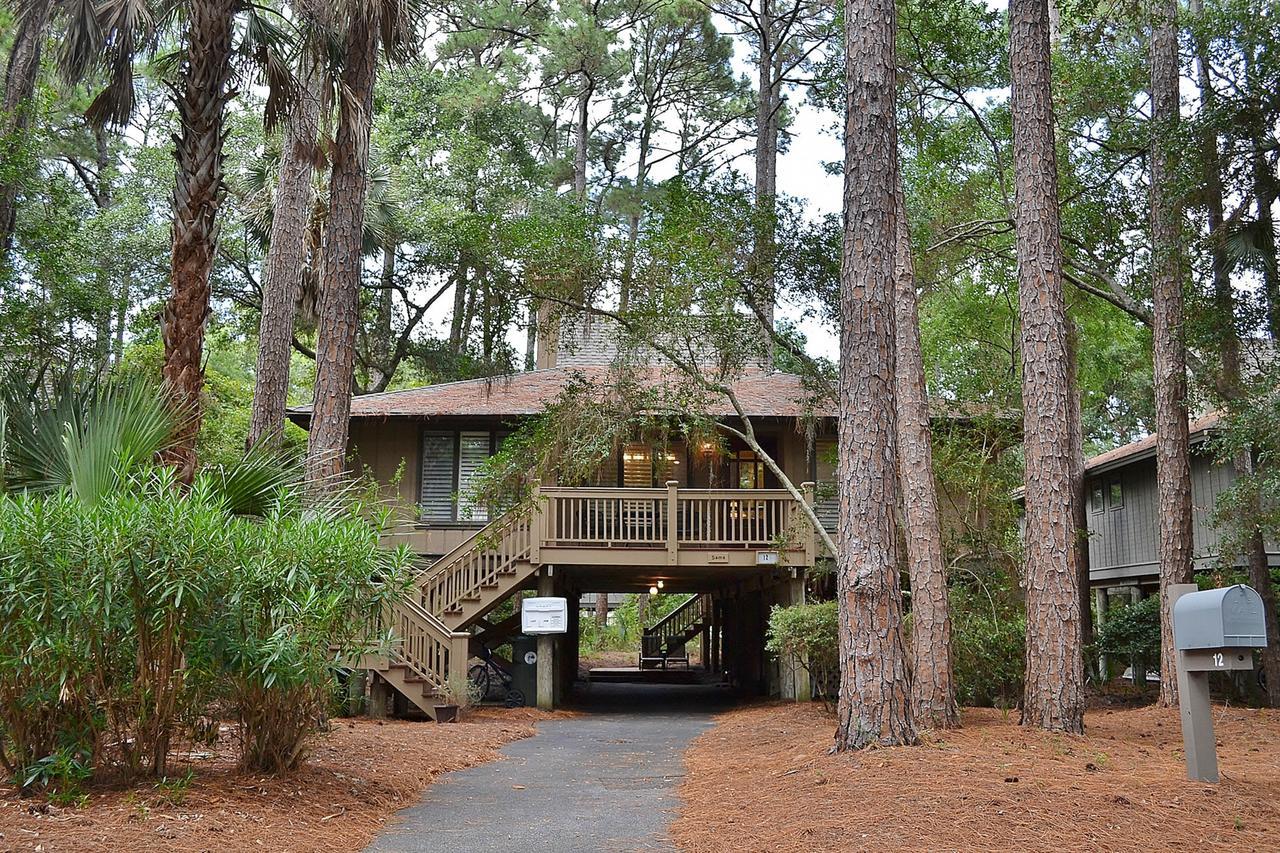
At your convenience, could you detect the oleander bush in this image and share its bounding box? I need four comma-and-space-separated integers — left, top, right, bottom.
0, 382, 410, 790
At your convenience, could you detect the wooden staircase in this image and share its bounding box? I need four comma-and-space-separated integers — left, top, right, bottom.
640, 593, 711, 669
370, 507, 539, 717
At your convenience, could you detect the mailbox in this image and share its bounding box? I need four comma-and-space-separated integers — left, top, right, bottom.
1172, 584, 1268, 651
521, 597, 568, 635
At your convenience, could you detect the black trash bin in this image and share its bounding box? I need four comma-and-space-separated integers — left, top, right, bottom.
509, 634, 537, 704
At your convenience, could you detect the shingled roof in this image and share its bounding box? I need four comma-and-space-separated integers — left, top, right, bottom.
286, 367, 836, 423
1083, 411, 1223, 475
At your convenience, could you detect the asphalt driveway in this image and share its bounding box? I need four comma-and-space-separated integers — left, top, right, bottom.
365, 683, 733, 853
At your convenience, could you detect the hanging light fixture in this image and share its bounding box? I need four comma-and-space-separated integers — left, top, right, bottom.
656, 580, 665, 589
648, 585, 659, 596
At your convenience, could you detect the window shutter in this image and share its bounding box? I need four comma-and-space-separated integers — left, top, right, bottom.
420, 432, 456, 521
457, 431, 491, 522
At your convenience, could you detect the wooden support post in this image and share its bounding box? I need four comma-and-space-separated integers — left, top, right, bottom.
449, 631, 471, 697
367, 673, 389, 719
801, 481, 816, 565
1094, 586, 1109, 681
709, 598, 720, 674
537, 567, 555, 710
347, 669, 367, 716
666, 480, 679, 566
529, 478, 542, 565
782, 573, 811, 701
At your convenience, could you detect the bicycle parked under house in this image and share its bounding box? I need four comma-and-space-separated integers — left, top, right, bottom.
468, 644, 526, 708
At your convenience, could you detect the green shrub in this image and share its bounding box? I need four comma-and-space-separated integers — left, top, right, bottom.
215, 503, 412, 772
766, 600, 839, 674
0, 472, 411, 787
1092, 595, 1161, 673
0, 475, 229, 784
950, 609, 1026, 708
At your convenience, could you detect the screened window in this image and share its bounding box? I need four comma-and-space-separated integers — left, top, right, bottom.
1108, 480, 1124, 510
1090, 484, 1105, 514
419, 429, 505, 523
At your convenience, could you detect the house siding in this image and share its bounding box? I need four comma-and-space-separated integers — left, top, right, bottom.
1086, 449, 1280, 583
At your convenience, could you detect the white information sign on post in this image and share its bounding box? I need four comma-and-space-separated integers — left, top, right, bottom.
522, 597, 569, 635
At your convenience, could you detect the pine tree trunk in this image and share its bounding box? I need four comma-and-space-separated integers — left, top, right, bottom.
1149, 0, 1195, 708
450, 258, 468, 354
574, 84, 591, 200
595, 593, 609, 627
0, 0, 53, 255
1190, 3, 1280, 704
162, 0, 237, 483
305, 8, 380, 485
1065, 322, 1092, 663
248, 36, 324, 448
753, 6, 779, 335
1256, 169, 1280, 342
833, 0, 917, 751
1009, 0, 1085, 733
892, 175, 958, 729
368, 241, 395, 392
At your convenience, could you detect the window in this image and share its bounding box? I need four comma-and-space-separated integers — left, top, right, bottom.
622, 443, 653, 487
419, 429, 504, 523
731, 450, 766, 489
1090, 484, 1105, 514
457, 431, 492, 521
419, 432, 456, 521
1108, 480, 1124, 510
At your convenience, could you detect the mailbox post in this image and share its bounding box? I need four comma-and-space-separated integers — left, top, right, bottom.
1170, 583, 1269, 783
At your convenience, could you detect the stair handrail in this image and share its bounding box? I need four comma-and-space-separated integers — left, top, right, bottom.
418, 505, 535, 617
385, 597, 471, 691
645, 593, 711, 648
415, 505, 529, 587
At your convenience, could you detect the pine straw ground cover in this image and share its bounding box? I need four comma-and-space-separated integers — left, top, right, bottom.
672, 702, 1280, 852
0, 709, 561, 853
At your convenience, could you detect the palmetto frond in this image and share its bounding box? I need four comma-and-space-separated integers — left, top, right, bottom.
1, 379, 180, 504
205, 439, 300, 516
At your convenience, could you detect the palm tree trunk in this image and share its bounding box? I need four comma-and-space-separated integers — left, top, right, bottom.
162, 0, 237, 483
892, 175, 958, 730
305, 7, 380, 485
1149, 0, 1194, 708
833, 0, 917, 751
1009, 0, 1085, 733
0, 0, 55, 255
248, 36, 324, 448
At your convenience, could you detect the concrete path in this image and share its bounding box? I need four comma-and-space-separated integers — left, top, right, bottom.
366, 683, 734, 853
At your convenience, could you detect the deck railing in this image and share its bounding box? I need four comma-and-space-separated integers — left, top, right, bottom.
537, 483, 814, 557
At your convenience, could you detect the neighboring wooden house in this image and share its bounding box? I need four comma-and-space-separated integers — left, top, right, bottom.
1085, 411, 1279, 622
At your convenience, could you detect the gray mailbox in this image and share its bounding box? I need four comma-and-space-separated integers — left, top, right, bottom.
1172, 585, 1268, 651
1169, 583, 1269, 784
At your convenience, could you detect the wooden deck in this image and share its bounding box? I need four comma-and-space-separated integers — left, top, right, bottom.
368, 484, 816, 717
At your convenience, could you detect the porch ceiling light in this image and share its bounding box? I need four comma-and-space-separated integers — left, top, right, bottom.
656, 580, 665, 589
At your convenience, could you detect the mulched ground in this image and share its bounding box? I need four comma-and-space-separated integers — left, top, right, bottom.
672, 702, 1280, 852
0, 708, 560, 853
